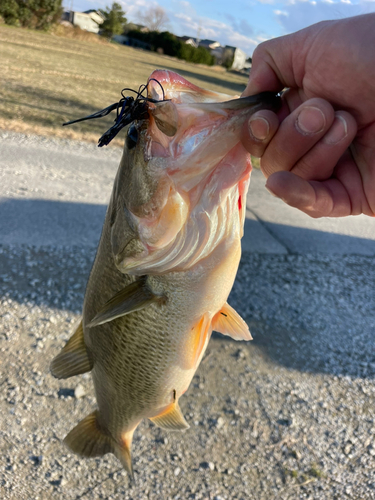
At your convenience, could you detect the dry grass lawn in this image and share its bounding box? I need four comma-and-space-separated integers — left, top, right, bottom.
0, 24, 250, 146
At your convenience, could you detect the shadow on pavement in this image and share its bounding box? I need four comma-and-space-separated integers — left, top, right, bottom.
0, 198, 106, 247
2, 197, 374, 253
1, 197, 374, 379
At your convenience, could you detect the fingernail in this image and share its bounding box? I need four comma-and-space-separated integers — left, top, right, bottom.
323, 115, 348, 144
296, 106, 325, 135
249, 117, 269, 141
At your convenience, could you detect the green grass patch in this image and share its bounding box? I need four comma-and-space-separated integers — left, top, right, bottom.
0, 24, 249, 143
308, 462, 325, 478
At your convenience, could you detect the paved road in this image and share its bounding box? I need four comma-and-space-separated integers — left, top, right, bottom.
1, 131, 374, 254
1, 132, 375, 500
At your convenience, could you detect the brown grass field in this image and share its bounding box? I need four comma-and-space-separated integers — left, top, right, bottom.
0, 24, 250, 147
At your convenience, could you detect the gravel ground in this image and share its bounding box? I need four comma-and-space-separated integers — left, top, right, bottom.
1, 132, 375, 499
1, 243, 375, 500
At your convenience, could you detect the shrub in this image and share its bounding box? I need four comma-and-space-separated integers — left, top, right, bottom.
126, 29, 215, 66
0, 0, 63, 30
99, 2, 127, 38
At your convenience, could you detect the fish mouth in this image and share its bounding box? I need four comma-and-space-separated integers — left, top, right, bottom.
142, 70, 281, 192
145, 70, 281, 163
147, 69, 281, 113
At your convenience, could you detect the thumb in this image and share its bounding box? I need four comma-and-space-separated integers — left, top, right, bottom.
242, 31, 306, 97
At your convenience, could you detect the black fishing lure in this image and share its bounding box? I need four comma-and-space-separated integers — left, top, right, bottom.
63, 79, 168, 147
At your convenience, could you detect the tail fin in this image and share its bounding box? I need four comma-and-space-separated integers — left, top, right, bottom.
114, 433, 134, 478
63, 411, 134, 479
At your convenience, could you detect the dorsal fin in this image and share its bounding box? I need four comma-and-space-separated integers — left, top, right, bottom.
87, 278, 166, 328
212, 303, 252, 341
150, 401, 189, 431
63, 410, 135, 479
50, 320, 93, 379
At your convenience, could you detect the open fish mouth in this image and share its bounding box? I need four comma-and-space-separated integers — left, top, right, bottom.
64, 70, 281, 276
63, 70, 281, 148
145, 70, 281, 184
106, 71, 281, 276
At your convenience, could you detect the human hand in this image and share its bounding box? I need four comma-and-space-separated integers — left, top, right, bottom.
241, 14, 375, 217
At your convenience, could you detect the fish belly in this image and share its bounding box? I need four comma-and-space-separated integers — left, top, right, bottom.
87, 234, 241, 439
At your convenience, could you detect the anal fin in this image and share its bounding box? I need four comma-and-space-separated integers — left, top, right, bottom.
50, 320, 93, 379
212, 302, 252, 341
150, 401, 189, 431
64, 410, 134, 479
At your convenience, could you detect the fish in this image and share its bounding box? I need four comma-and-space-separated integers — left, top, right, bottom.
50, 70, 281, 478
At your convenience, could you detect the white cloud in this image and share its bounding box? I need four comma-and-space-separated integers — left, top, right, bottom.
172, 11, 260, 54
118, 0, 159, 20
275, 0, 375, 34
117, 0, 260, 54
225, 13, 255, 37
90, 0, 375, 59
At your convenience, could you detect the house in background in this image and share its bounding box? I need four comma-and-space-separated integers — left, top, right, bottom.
62, 10, 104, 33
177, 36, 198, 48
198, 39, 221, 51
122, 23, 148, 34
224, 46, 248, 71
178, 35, 249, 71
112, 34, 152, 50
112, 23, 150, 49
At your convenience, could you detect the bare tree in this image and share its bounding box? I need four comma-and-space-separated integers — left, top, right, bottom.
138, 5, 169, 32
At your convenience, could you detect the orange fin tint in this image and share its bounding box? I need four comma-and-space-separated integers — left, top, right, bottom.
212, 303, 252, 341
64, 411, 135, 479
238, 173, 250, 237
117, 431, 135, 479
150, 401, 189, 431
182, 314, 211, 370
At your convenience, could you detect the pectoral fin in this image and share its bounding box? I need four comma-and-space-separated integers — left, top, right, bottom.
64, 411, 134, 479
87, 278, 166, 328
212, 303, 252, 341
181, 313, 211, 370
150, 401, 190, 431
50, 321, 93, 379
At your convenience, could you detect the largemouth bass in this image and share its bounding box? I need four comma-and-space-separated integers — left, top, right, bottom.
51, 70, 280, 477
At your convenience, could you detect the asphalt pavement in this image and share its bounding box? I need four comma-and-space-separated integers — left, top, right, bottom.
1, 130, 374, 253
1, 131, 375, 500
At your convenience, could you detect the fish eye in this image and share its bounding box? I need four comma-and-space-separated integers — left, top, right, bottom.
126, 124, 138, 149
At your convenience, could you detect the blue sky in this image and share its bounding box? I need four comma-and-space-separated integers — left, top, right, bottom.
64, 0, 375, 55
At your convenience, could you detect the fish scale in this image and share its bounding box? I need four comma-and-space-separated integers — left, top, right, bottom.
50, 70, 281, 478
